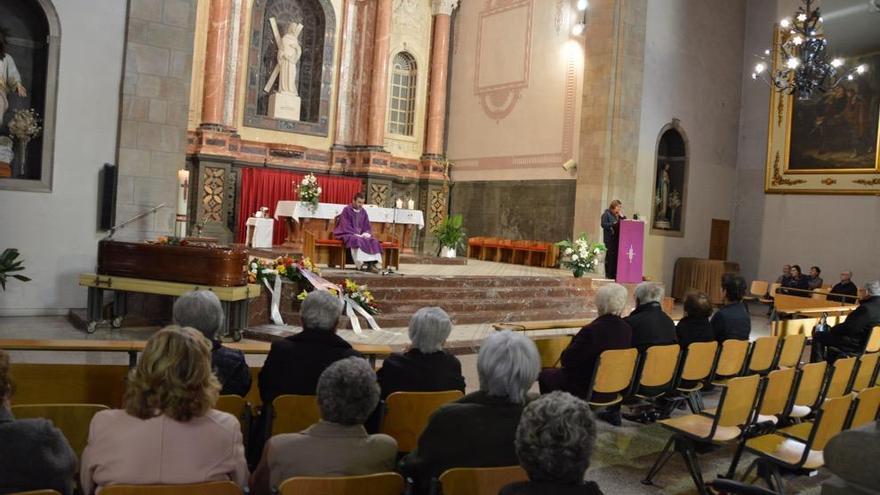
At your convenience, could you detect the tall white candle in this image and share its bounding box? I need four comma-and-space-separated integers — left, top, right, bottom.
176, 169, 190, 237
396, 198, 404, 209
407, 198, 415, 210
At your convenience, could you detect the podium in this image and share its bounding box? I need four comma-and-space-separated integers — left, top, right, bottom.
615, 220, 645, 283
245, 217, 275, 248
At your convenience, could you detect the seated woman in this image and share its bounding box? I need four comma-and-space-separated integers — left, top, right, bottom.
675, 292, 715, 349
250, 357, 397, 495
400, 330, 540, 494
781, 264, 811, 296
80, 326, 249, 494
377, 307, 465, 399
500, 392, 603, 495
0, 350, 77, 495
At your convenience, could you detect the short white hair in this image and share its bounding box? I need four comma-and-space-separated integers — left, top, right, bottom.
173, 290, 224, 340
594, 283, 628, 316
408, 307, 453, 353
477, 330, 540, 404
866, 280, 880, 297
634, 282, 664, 304
301, 291, 342, 331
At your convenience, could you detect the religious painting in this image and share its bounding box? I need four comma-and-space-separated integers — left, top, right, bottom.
650, 124, 688, 237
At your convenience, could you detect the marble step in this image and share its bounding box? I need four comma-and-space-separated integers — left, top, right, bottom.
368, 286, 595, 302
383, 296, 595, 314
322, 275, 593, 289
335, 308, 599, 329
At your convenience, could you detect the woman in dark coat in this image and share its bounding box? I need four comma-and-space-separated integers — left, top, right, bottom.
676, 292, 715, 349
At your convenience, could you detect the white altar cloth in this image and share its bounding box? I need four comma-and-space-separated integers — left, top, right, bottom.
274, 201, 425, 229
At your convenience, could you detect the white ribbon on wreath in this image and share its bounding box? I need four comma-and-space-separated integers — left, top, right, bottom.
260, 270, 285, 326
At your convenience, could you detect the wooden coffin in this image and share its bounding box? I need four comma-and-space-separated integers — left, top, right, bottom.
97, 240, 248, 287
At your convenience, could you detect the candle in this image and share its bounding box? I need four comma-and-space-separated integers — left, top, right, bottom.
396, 198, 404, 209
407, 198, 415, 210
175, 169, 189, 237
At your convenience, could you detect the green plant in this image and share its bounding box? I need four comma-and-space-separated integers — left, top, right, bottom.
0, 248, 31, 290
432, 214, 467, 255
555, 234, 605, 278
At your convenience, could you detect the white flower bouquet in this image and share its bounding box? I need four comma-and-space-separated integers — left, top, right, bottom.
555, 233, 606, 278
8, 109, 41, 142
297, 173, 321, 212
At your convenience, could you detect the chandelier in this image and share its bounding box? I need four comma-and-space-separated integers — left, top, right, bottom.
751, 0, 867, 100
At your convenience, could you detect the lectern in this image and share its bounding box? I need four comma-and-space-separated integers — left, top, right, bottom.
615, 220, 645, 283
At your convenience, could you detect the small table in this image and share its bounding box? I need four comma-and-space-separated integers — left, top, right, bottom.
78, 273, 261, 341
245, 217, 275, 248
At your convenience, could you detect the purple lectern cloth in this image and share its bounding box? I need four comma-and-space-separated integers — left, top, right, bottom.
615, 220, 645, 283
332, 205, 383, 255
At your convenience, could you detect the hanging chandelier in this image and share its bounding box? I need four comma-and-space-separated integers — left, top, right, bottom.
751, 0, 867, 100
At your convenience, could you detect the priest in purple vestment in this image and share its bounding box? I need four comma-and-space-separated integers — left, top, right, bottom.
333, 192, 383, 272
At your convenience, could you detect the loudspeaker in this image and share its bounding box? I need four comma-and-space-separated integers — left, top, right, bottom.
98, 163, 118, 231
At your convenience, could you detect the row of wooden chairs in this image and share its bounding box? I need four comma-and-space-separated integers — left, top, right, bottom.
466, 237, 559, 268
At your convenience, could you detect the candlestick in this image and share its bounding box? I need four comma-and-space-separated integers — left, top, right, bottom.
176, 169, 190, 237
407, 198, 415, 210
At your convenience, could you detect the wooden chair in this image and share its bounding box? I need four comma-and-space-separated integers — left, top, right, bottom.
479, 238, 501, 262
585, 348, 639, 408
510, 240, 531, 265
776, 334, 806, 369
630, 344, 681, 400
770, 317, 819, 338
438, 466, 528, 495
759, 283, 781, 306
467, 237, 485, 259
271, 395, 320, 436
744, 280, 769, 303
525, 242, 550, 267
673, 341, 719, 413
710, 339, 750, 386
848, 386, 880, 429
825, 356, 857, 398
850, 352, 880, 392
100, 481, 243, 494
9, 490, 62, 494
642, 375, 761, 494
10, 403, 108, 458
495, 239, 515, 264
533, 335, 572, 369
741, 394, 853, 493
278, 473, 404, 495
215, 395, 252, 446
785, 361, 827, 421
9, 363, 128, 407
746, 336, 779, 375
380, 390, 463, 452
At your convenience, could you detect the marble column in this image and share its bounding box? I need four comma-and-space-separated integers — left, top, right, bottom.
201, 0, 232, 128
366, 0, 393, 148
423, 0, 458, 157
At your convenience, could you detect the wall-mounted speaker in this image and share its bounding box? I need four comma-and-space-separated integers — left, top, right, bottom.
98, 163, 118, 231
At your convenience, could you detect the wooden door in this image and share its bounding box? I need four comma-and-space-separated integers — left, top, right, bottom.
709, 219, 729, 260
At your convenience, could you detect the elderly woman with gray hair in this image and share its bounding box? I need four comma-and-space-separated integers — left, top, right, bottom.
538, 283, 633, 425
173, 290, 251, 396
400, 330, 541, 494
250, 357, 397, 495
377, 307, 465, 399
625, 282, 677, 350
501, 392, 603, 495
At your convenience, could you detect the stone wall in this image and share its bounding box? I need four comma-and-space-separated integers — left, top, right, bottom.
116, 0, 197, 240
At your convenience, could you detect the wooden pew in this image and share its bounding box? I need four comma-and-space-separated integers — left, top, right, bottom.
9, 363, 129, 407
772, 293, 857, 320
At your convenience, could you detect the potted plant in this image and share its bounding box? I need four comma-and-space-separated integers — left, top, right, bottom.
0, 248, 31, 290
432, 214, 466, 258
555, 234, 605, 278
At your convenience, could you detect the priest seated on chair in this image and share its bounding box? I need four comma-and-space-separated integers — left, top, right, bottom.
333, 192, 383, 273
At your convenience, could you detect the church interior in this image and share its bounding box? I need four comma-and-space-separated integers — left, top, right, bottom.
0, 0, 879, 493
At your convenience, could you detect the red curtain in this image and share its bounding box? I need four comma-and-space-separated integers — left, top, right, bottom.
236, 167, 363, 245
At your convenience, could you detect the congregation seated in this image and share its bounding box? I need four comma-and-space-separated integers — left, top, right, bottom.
250, 357, 397, 495
812, 280, 880, 361
500, 392, 603, 495
625, 282, 677, 351
828, 270, 859, 303
80, 326, 248, 494
259, 291, 361, 404
822, 420, 880, 495
711, 273, 751, 342
400, 330, 540, 494
781, 264, 810, 295
173, 290, 251, 396
808, 265, 824, 290
376, 307, 465, 399
675, 292, 715, 349
0, 350, 77, 495
538, 284, 632, 411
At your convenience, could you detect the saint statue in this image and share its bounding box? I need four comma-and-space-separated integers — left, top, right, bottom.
278, 23, 303, 96
0, 29, 27, 124
657, 163, 671, 221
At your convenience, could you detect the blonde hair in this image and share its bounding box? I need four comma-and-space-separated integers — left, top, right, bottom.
124, 325, 220, 422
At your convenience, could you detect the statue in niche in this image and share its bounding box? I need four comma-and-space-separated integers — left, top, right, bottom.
654, 163, 672, 229
264, 18, 303, 121
0, 29, 27, 125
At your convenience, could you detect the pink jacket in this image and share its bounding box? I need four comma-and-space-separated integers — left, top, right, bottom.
80, 409, 248, 494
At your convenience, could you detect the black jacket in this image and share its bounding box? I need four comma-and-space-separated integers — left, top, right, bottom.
500, 481, 604, 495
675, 316, 715, 350
711, 302, 751, 342
212, 341, 252, 397
258, 328, 362, 405
830, 296, 880, 349
559, 314, 633, 401
0, 408, 77, 495
376, 349, 465, 399
828, 281, 858, 303
625, 302, 677, 351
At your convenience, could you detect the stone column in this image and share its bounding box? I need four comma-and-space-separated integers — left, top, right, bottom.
366, 0, 393, 148
423, 0, 458, 157
200, 0, 232, 128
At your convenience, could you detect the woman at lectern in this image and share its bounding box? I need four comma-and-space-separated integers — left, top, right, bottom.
601, 200, 626, 280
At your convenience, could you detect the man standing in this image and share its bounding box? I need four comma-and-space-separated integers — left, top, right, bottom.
601, 200, 625, 280
333, 192, 383, 273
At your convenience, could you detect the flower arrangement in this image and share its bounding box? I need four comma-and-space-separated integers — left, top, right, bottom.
342, 278, 381, 315
8, 109, 41, 142
297, 173, 322, 212
555, 234, 606, 278
248, 255, 319, 284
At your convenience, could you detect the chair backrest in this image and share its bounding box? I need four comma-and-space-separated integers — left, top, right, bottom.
793, 361, 827, 408
533, 336, 572, 369
825, 356, 857, 398
851, 352, 880, 392
771, 317, 819, 338
717, 374, 762, 428
679, 341, 718, 382
591, 348, 639, 395
808, 395, 854, 452
757, 368, 797, 417
271, 395, 321, 436
9, 490, 62, 495
747, 336, 780, 374
438, 466, 529, 495
100, 481, 242, 495
849, 386, 880, 429
278, 473, 405, 495
380, 390, 463, 452
10, 403, 109, 458
865, 326, 880, 353
714, 339, 750, 378
215, 395, 251, 438
768, 283, 781, 297
777, 334, 806, 368
9, 363, 128, 407
639, 344, 681, 388
750, 280, 769, 297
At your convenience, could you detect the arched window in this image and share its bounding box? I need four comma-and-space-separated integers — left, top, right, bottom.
388, 52, 417, 137
651, 124, 688, 235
